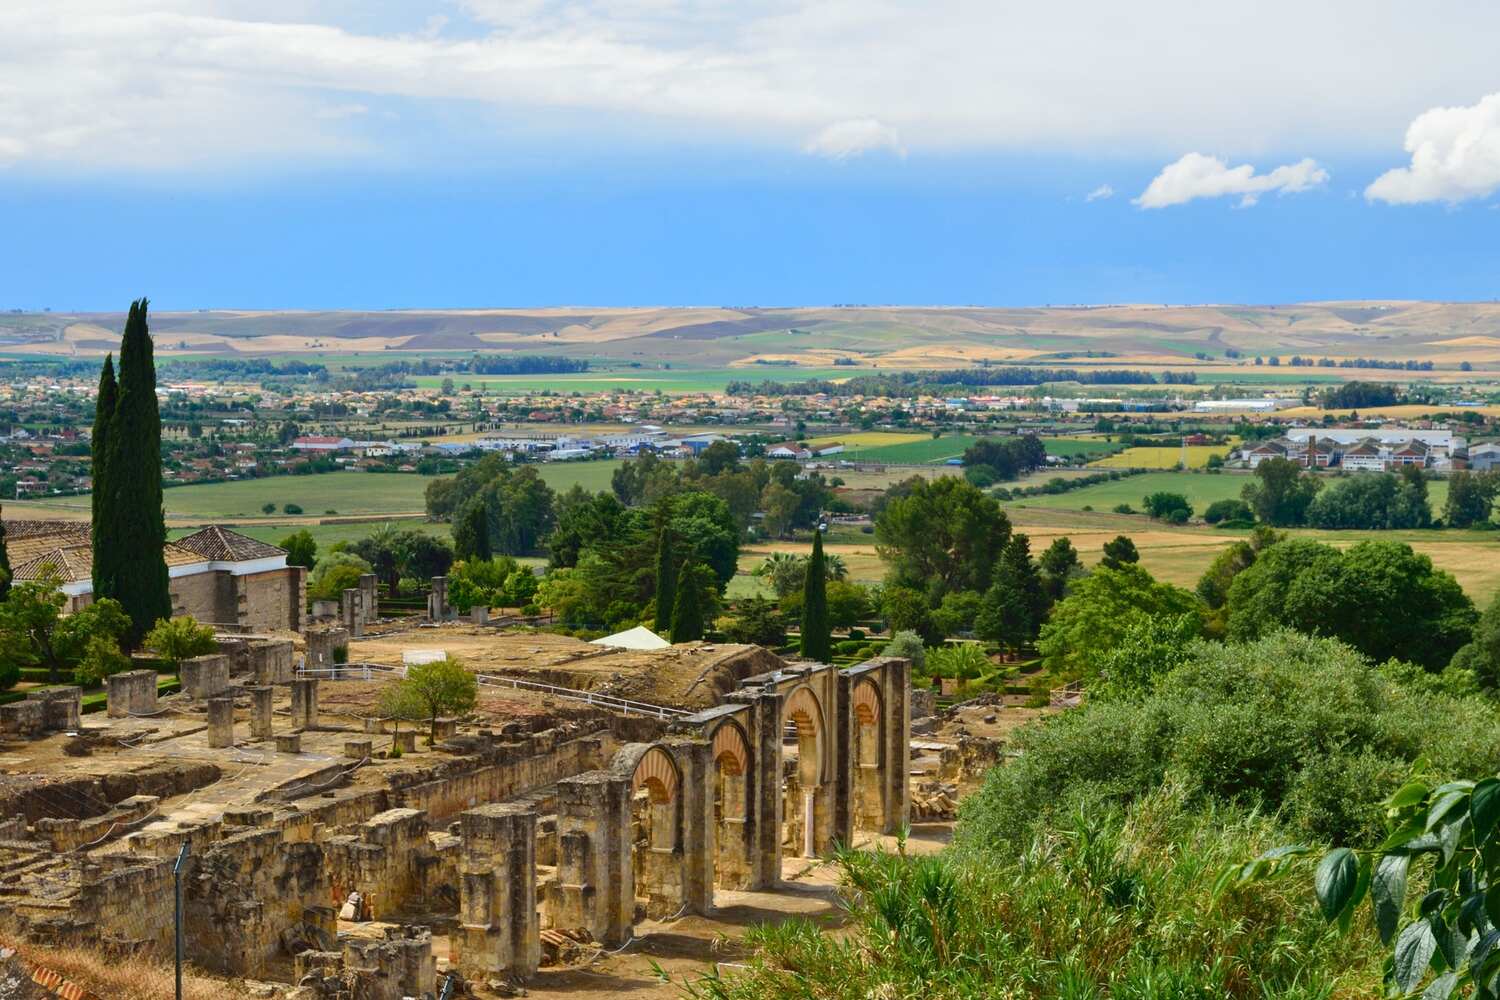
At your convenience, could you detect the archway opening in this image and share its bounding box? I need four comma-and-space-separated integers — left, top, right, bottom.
710, 721, 752, 891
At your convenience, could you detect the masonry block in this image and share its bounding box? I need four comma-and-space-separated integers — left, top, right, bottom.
181, 655, 231, 700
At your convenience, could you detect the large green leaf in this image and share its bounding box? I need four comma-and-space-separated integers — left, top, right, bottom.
1395, 918, 1439, 994
1315, 848, 1359, 922
1390, 780, 1432, 810
1423, 971, 1458, 1000
1427, 790, 1469, 833
1372, 854, 1411, 945
1474, 778, 1500, 846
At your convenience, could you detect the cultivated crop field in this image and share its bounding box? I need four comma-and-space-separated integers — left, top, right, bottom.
1090, 443, 1235, 469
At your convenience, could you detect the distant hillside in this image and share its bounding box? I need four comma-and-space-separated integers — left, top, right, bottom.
6, 302, 1500, 369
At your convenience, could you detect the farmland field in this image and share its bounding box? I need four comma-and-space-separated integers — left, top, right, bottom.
1090, 443, 1236, 469
833, 434, 1121, 465
18, 463, 625, 521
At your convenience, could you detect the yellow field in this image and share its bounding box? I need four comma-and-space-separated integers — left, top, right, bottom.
1275, 404, 1500, 420
1091, 443, 1235, 469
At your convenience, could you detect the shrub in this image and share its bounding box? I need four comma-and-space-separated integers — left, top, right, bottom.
283, 503, 304, 515
884, 630, 926, 670
1112, 503, 1135, 514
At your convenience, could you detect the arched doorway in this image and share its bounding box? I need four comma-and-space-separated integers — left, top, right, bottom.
709, 720, 752, 889
782, 686, 826, 858
622, 744, 684, 918
852, 677, 886, 831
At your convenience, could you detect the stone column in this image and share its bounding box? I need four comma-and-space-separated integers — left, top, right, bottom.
206, 697, 235, 749
553, 772, 633, 947
248, 685, 274, 739
471, 605, 489, 625
883, 657, 912, 834
832, 671, 857, 850
748, 690, 784, 888
428, 576, 449, 621
305, 627, 349, 670
457, 804, 539, 980
358, 573, 378, 623
181, 655, 230, 700
341, 589, 365, 638
290, 678, 319, 730
674, 739, 715, 915
109, 670, 158, 718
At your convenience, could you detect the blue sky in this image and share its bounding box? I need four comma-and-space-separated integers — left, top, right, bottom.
5, 2, 1500, 310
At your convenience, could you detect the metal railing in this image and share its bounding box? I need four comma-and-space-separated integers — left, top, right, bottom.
295, 663, 687, 720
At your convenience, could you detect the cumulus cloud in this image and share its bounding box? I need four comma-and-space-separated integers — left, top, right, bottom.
1366, 93, 1500, 204
1134, 153, 1328, 208
802, 119, 904, 160
5, 2, 1500, 172
1085, 184, 1114, 202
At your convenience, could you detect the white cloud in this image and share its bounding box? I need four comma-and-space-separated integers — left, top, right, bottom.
1366, 93, 1500, 204
1134, 153, 1328, 208
803, 119, 903, 160
1085, 184, 1114, 202
4, 2, 1500, 172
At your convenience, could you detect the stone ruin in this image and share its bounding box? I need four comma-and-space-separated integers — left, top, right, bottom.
0, 643, 913, 997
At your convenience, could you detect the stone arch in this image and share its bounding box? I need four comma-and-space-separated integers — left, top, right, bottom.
783, 685, 824, 787
710, 719, 750, 778
853, 677, 884, 767
612, 743, 687, 917
706, 718, 753, 890
630, 745, 680, 805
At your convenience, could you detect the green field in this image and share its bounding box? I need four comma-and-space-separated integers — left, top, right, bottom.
24, 463, 625, 521
410, 366, 862, 395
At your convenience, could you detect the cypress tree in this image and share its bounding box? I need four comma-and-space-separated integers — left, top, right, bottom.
90, 354, 119, 600
105, 299, 171, 647
454, 501, 491, 562
654, 526, 677, 633
0, 504, 11, 601
669, 560, 705, 643
800, 529, 831, 662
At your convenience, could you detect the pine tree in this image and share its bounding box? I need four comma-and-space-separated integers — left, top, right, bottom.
105, 299, 171, 647
654, 526, 677, 633
800, 529, 831, 662
669, 559, 705, 643
0, 504, 11, 601
90, 354, 119, 600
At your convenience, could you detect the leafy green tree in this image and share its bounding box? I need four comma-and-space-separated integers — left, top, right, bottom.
760, 482, 800, 539
0, 577, 131, 683
720, 597, 785, 647
547, 487, 623, 567
1037, 563, 1200, 678
1142, 491, 1193, 521
446, 556, 531, 611
74, 634, 130, 687
261, 502, 276, 515
1241, 456, 1321, 527
875, 476, 1011, 598
89, 354, 117, 602
453, 501, 492, 562
800, 531, 831, 662
1444, 470, 1498, 528
670, 560, 709, 643
351, 524, 454, 597
1095, 612, 1200, 699
825, 580, 872, 630
975, 572, 1031, 654
697, 439, 742, 476
1202, 498, 1254, 524
931, 589, 983, 637
1099, 535, 1139, 570
144, 616, 218, 681
654, 526, 677, 633
308, 551, 373, 601
1038, 536, 1080, 602
755, 552, 807, 598
1447, 589, 1500, 689
881, 585, 938, 644
382, 655, 477, 741
1304, 472, 1430, 529
1196, 540, 1256, 610
1226, 539, 1474, 669
277, 529, 317, 570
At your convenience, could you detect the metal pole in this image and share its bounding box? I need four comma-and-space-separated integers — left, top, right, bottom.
173, 841, 189, 1000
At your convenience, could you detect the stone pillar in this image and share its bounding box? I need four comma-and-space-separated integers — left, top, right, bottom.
341, 589, 365, 638
22, 687, 81, 731
745, 690, 783, 889
358, 573, 379, 623
884, 657, 912, 834
290, 678, 319, 730
305, 627, 349, 670
674, 739, 715, 915
248, 685, 274, 739
457, 804, 539, 980
276, 732, 302, 754
471, 604, 489, 625
427, 576, 449, 621
832, 672, 857, 850
291, 565, 307, 633
181, 655, 231, 700
107, 672, 137, 718
251, 640, 295, 685
206, 697, 235, 749
552, 772, 633, 947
